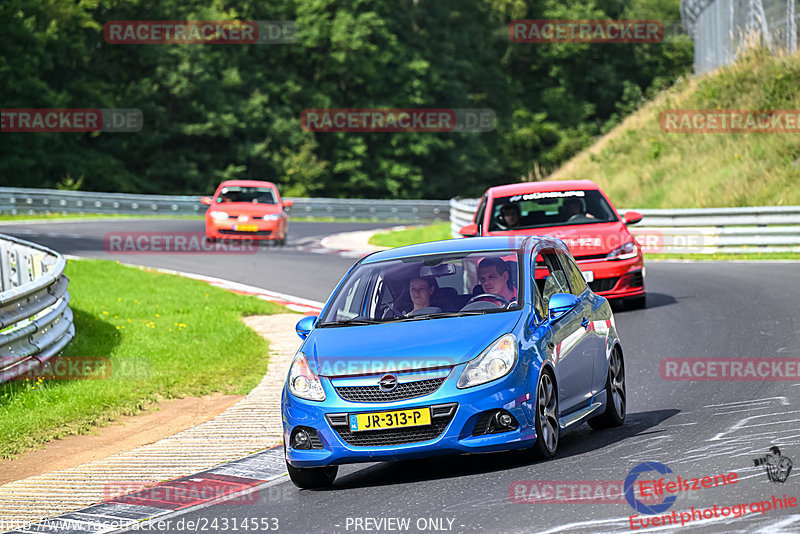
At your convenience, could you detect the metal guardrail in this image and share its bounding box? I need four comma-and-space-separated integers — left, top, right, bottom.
0, 234, 74, 383
681, 0, 799, 74
450, 197, 800, 254
0, 187, 450, 222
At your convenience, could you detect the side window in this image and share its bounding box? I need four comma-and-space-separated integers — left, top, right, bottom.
533, 248, 571, 313
336, 275, 369, 320
559, 251, 588, 295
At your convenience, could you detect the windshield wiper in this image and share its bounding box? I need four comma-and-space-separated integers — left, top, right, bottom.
396, 310, 494, 321
317, 317, 381, 327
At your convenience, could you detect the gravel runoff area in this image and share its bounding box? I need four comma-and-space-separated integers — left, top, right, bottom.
0, 314, 301, 528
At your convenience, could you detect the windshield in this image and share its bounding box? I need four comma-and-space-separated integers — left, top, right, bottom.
488, 190, 618, 231
318, 251, 523, 326
215, 186, 276, 204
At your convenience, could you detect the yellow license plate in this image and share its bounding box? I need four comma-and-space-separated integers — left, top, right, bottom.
349, 408, 431, 432
233, 224, 259, 232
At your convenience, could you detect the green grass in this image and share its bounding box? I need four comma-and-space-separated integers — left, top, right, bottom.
549, 48, 800, 208
0, 259, 286, 459
368, 222, 452, 247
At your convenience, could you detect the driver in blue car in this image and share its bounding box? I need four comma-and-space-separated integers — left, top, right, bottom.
477, 257, 517, 303
408, 276, 436, 314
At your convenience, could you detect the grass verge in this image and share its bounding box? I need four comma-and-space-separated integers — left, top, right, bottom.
0, 258, 287, 459
548, 48, 800, 208
369, 222, 452, 247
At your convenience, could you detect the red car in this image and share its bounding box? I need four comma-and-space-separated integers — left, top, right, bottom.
202, 180, 293, 245
459, 180, 646, 308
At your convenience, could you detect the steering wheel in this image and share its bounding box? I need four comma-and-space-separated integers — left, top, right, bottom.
380, 302, 404, 318
466, 293, 511, 307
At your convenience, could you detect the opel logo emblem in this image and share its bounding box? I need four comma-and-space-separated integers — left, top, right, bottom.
378, 374, 398, 392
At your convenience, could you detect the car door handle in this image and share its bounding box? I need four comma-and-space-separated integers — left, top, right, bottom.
581, 317, 590, 329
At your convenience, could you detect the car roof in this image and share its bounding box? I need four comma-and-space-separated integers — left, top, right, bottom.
217, 180, 277, 189
486, 179, 600, 197
362, 236, 554, 263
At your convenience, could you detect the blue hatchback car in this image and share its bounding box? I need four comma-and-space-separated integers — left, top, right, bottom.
282, 236, 626, 488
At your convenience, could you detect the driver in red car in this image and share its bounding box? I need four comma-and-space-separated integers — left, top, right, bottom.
477, 258, 517, 302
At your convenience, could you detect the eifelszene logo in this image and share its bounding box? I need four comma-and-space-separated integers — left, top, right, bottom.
624, 462, 678, 515
754, 447, 792, 483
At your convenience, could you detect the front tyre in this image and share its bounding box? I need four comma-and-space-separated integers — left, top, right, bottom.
624, 295, 646, 310
588, 348, 626, 429
532, 370, 559, 459
286, 461, 338, 489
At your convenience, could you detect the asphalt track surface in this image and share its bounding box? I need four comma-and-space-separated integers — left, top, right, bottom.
3, 219, 800, 534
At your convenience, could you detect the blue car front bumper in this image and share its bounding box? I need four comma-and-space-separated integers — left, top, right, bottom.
282, 366, 540, 468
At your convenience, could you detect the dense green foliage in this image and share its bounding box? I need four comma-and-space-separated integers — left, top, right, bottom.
1, 0, 691, 199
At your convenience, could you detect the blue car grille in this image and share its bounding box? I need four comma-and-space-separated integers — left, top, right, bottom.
334, 377, 446, 402
332, 412, 455, 447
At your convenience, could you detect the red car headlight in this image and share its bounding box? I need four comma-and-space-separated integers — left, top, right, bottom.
209, 211, 229, 221
606, 241, 638, 260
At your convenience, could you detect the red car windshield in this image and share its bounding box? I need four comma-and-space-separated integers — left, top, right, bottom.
216, 186, 276, 205
488, 190, 618, 231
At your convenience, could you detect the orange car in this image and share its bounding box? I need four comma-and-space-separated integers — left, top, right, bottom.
202, 180, 292, 245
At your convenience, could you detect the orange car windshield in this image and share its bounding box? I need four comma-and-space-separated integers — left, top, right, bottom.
216, 186, 276, 204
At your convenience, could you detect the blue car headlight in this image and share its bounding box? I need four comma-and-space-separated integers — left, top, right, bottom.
287, 352, 326, 401
457, 334, 517, 389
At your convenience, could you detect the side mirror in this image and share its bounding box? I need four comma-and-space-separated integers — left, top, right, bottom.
283, 199, 293, 208
459, 223, 479, 237
296, 315, 317, 340
201, 196, 213, 206
623, 211, 643, 225
548, 293, 579, 319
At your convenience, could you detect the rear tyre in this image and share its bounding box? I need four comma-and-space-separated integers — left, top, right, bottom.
588, 348, 626, 429
532, 370, 559, 460
286, 461, 338, 489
